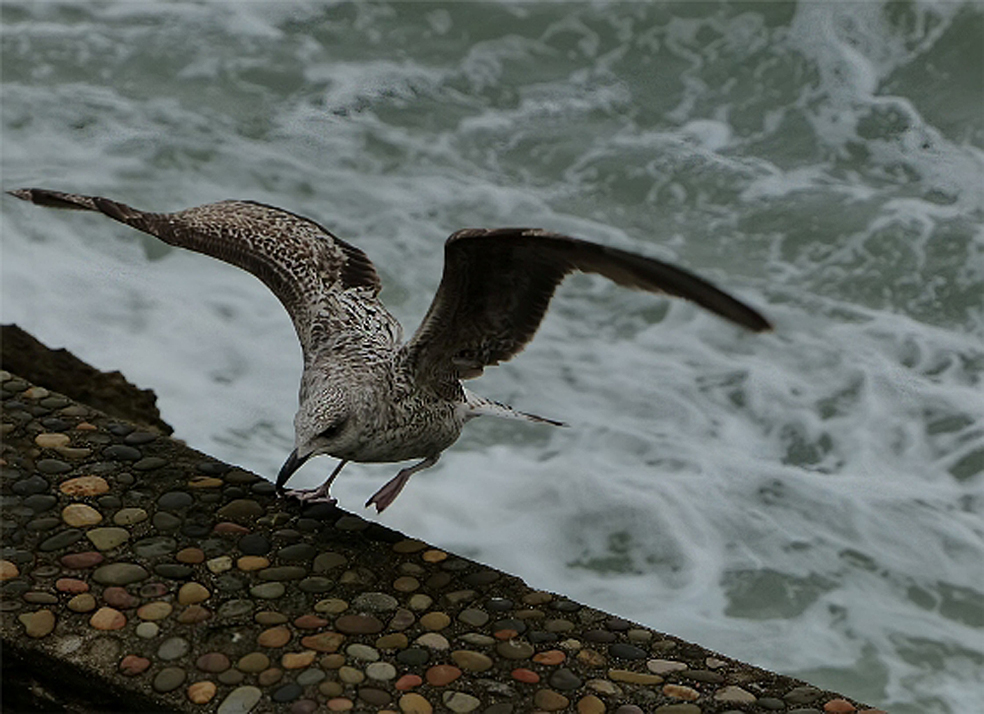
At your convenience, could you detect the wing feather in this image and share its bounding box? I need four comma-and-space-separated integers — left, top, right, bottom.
404, 228, 771, 384
8, 188, 383, 359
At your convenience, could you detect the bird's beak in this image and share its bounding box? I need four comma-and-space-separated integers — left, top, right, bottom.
276, 448, 311, 492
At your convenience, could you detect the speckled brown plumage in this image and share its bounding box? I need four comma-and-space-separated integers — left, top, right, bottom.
8, 187, 771, 512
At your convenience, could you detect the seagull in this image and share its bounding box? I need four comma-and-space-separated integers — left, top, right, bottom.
8, 188, 771, 512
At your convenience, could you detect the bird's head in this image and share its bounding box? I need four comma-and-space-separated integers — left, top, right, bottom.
275, 386, 353, 491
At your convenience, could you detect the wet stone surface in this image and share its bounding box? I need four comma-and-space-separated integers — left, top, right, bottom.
0, 373, 874, 714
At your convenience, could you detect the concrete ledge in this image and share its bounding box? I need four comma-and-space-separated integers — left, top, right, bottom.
0, 330, 880, 713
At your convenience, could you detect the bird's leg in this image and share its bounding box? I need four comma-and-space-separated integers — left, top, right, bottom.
366, 455, 440, 513
285, 459, 348, 504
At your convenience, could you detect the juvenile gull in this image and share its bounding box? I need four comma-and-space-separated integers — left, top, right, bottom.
9, 188, 771, 512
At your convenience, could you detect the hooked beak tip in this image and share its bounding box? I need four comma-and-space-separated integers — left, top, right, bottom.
276, 448, 311, 491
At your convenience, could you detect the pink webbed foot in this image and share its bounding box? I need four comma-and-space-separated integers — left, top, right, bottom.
365, 455, 439, 513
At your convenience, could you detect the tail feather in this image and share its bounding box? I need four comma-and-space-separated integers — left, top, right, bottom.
463, 389, 567, 427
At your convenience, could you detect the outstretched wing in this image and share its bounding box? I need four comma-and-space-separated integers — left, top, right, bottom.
404, 228, 771, 384
8, 188, 382, 359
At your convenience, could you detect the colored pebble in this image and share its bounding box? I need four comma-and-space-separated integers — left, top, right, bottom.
137, 601, 173, 620
237, 556, 270, 571
92, 562, 147, 585
825, 700, 857, 713
300, 632, 344, 652
257, 668, 283, 686
176, 547, 205, 563
90, 607, 126, 630
68, 593, 96, 612
237, 652, 270, 672
178, 582, 211, 604
59, 476, 109, 496
419, 611, 451, 630
336, 614, 384, 634
197, 652, 231, 672
258, 626, 292, 648
578, 694, 606, 714
327, 699, 354, 712
136, 622, 160, 638
415, 632, 450, 650
207, 556, 233, 573
425, 664, 461, 685
187, 680, 217, 704
158, 637, 191, 660
113, 508, 148, 525
608, 669, 663, 685
153, 667, 187, 693
496, 640, 534, 659
35, 432, 70, 448
61, 503, 103, 526
395, 674, 422, 690
86, 527, 129, 551
398, 693, 433, 713
366, 661, 397, 680
18, 609, 56, 637
534, 689, 570, 711
55, 578, 89, 595
715, 685, 757, 703
452, 649, 493, 672
119, 654, 151, 676
648, 659, 688, 674
294, 614, 328, 629
664, 684, 700, 700
534, 649, 566, 665
282, 651, 317, 669
250, 582, 285, 599
512, 668, 540, 683
0, 560, 20, 580
103, 586, 139, 609
216, 685, 262, 714
443, 691, 481, 713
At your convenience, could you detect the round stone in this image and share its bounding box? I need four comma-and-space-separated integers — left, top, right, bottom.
393, 576, 419, 592
338, 666, 365, 684
158, 491, 194, 511
282, 651, 317, 669
608, 669, 663, 685
153, 667, 187, 693
375, 633, 408, 650
497, 640, 534, 660
133, 536, 177, 559
320, 653, 345, 669
534, 689, 570, 711
18, 609, 55, 637
313, 552, 347, 571
512, 668, 540, 683
398, 692, 433, 713
61, 504, 103, 527
237, 556, 270, 571
216, 685, 262, 714
314, 598, 348, 614
54, 577, 87, 594
0, 560, 20, 580
452, 650, 493, 672
395, 674, 423, 690
534, 649, 566, 665
389, 608, 415, 630
610, 643, 647, 660
90, 607, 126, 630
336, 614, 384, 634
365, 661, 397, 680
218, 499, 264, 520
352, 592, 399, 611
197, 652, 231, 672
178, 582, 210, 604
301, 632, 345, 652
395, 647, 429, 667
36, 458, 71, 474
458, 608, 489, 627
208, 556, 234, 574
425, 664, 460, 686
460, 633, 495, 647
358, 687, 391, 705
238, 533, 271, 555
158, 636, 191, 660
663, 684, 700, 700
134, 456, 168, 471
113, 508, 148, 526
255, 611, 288, 625
683, 669, 723, 683
36, 433, 71, 449
92, 563, 148, 585
578, 695, 605, 714
443, 691, 480, 713
152, 512, 181, 531
136, 622, 159, 638
272, 683, 303, 703
237, 652, 271, 673
347, 644, 380, 661
68, 593, 96, 612
258, 627, 292, 648
187, 681, 217, 704
785, 686, 823, 705
103, 444, 141, 461
297, 576, 332, 593
119, 655, 151, 676
178, 606, 211, 624
296, 668, 326, 686
258, 566, 307, 581
176, 547, 205, 564
550, 667, 583, 690
86, 527, 129, 551
39, 529, 83, 551
277, 543, 318, 561
648, 659, 688, 674
415, 632, 449, 650
419, 611, 451, 631
294, 614, 328, 629
103, 587, 139, 609
250, 582, 285, 599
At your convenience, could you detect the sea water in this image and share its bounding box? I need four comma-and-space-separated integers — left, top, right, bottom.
2, 3, 981, 712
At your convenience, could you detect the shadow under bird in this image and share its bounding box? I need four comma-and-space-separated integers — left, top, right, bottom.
8, 188, 772, 512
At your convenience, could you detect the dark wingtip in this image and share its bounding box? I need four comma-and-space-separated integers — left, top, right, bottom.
7, 188, 32, 201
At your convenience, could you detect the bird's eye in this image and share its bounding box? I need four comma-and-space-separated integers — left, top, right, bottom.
318, 420, 346, 441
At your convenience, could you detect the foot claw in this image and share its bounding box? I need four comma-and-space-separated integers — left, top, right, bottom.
284, 488, 337, 506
